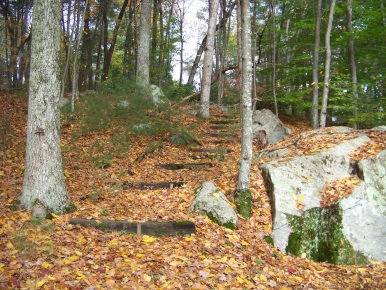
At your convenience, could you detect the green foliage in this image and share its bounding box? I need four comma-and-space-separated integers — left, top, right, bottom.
263, 235, 274, 246
12, 219, 56, 259
168, 130, 200, 146
64, 203, 77, 214
91, 151, 112, 169
12, 230, 32, 254
75, 78, 153, 133
65, 77, 181, 139
163, 82, 194, 102
146, 141, 163, 153
89, 185, 103, 203
101, 208, 110, 216
110, 130, 131, 157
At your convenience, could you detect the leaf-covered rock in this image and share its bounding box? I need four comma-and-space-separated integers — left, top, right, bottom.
189, 182, 238, 230
261, 134, 386, 263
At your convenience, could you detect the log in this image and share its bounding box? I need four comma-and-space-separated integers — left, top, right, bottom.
122, 181, 186, 190
69, 218, 196, 236
210, 120, 238, 124
159, 163, 213, 170
190, 148, 232, 153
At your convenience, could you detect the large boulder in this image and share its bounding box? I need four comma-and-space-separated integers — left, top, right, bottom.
260, 133, 386, 264
340, 149, 386, 262
189, 182, 238, 230
252, 109, 291, 144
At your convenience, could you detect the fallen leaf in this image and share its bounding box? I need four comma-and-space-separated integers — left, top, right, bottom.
105, 279, 115, 287
41, 262, 53, 269
143, 273, 152, 282
143, 236, 155, 243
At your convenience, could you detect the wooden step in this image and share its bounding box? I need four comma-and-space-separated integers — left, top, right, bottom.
159, 163, 212, 170
69, 218, 195, 236
122, 181, 187, 190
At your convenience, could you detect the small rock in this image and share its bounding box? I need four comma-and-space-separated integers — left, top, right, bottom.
189, 182, 238, 230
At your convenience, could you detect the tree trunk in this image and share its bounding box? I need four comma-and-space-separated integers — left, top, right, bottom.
347, 0, 358, 129
101, 0, 129, 81
312, 0, 322, 129
320, 0, 336, 128
163, 2, 174, 82
175, 1, 185, 85
187, 1, 236, 86
157, 0, 165, 87
272, 0, 278, 116
235, 0, 253, 219
217, 0, 231, 106
60, 0, 74, 101
199, 0, 219, 119
236, 1, 242, 98
20, 0, 71, 218
137, 0, 152, 86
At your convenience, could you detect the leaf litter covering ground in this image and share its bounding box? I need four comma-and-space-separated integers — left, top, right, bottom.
0, 93, 385, 289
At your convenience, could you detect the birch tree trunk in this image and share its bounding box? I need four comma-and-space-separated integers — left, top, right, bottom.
186, 2, 236, 86
235, 0, 253, 219
199, 0, 219, 119
72, 0, 89, 114
272, 0, 278, 116
320, 0, 336, 128
137, 0, 152, 86
347, 0, 358, 129
217, 0, 231, 106
312, 0, 322, 129
20, 0, 71, 218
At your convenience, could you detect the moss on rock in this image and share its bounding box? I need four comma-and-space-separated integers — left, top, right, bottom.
207, 212, 237, 230
286, 204, 369, 265
235, 189, 252, 219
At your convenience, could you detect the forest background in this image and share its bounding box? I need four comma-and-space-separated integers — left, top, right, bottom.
0, 0, 386, 288
1, 0, 385, 128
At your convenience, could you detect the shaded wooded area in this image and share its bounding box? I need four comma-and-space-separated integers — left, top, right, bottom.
1, 0, 385, 128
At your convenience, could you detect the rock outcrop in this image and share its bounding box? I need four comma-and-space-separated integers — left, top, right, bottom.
260, 131, 386, 264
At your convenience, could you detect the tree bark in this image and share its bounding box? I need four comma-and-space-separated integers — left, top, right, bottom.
235, 0, 253, 219
320, 0, 336, 128
101, 0, 129, 81
72, 0, 89, 114
187, 1, 236, 86
20, 0, 71, 218
347, 0, 358, 129
137, 0, 152, 86
272, 0, 278, 116
312, 0, 322, 129
199, 0, 219, 119
217, 0, 231, 106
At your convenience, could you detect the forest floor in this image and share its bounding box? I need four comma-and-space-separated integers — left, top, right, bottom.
1, 91, 386, 289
